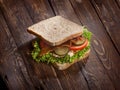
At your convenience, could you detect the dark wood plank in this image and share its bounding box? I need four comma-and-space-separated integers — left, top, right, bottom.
23, 0, 89, 90
48, 0, 80, 24
24, 0, 54, 23
90, 0, 120, 54
0, 75, 8, 90
70, 0, 120, 89
115, 0, 120, 8
0, 10, 35, 90
0, 0, 63, 89
2, 0, 65, 90
53, 67, 88, 90
0, 0, 35, 47
49, 0, 115, 90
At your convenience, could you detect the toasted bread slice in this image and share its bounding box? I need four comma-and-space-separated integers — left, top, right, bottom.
53, 49, 90, 70
27, 16, 83, 46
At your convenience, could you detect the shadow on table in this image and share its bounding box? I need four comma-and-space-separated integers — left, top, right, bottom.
0, 75, 8, 90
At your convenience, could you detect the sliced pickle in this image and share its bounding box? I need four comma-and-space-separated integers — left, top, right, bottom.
53, 46, 69, 56
71, 37, 86, 46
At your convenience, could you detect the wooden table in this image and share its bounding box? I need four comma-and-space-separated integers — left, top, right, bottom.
0, 0, 120, 90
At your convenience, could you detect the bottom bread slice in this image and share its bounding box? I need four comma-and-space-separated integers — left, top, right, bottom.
53, 49, 90, 70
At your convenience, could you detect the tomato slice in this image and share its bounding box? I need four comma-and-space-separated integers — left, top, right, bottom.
70, 39, 88, 51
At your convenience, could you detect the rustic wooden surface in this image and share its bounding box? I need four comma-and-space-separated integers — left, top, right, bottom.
0, 0, 120, 90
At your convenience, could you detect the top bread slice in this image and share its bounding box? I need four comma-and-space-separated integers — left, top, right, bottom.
27, 16, 83, 46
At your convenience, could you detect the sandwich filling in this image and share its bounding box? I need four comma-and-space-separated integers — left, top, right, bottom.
31, 27, 92, 64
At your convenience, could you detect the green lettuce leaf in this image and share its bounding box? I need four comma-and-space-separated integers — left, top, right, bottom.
83, 26, 92, 41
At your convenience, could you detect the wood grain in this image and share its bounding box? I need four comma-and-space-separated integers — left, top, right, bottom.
115, 0, 120, 8
70, 0, 120, 89
0, 9, 35, 90
49, 0, 80, 24
49, 0, 115, 90
0, 0, 35, 47
90, 0, 120, 54
23, 0, 54, 23
0, 0, 63, 89
0, 0, 120, 89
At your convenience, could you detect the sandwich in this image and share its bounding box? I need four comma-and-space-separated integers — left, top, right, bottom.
27, 16, 92, 70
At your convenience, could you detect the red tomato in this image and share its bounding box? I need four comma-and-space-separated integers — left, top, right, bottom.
70, 39, 88, 51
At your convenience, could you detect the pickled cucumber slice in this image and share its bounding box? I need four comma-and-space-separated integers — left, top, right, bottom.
54, 46, 69, 56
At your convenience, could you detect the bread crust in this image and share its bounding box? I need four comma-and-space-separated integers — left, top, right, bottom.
27, 16, 83, 46
53, 49, 90, 70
